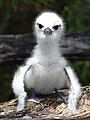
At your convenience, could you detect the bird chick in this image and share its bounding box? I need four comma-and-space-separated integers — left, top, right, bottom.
12, 11, 81, 114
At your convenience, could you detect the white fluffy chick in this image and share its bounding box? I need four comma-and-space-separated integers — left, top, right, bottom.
12, 11, 81, 114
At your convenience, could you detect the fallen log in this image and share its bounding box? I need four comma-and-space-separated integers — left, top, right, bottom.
0, 30, 90, 65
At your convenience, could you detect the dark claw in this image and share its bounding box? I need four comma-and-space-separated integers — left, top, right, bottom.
56, 96, 68, 104
27, 88, 44, 104
54, 88, 68, 104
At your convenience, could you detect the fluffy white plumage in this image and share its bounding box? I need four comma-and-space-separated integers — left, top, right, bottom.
12, 11, 81, 114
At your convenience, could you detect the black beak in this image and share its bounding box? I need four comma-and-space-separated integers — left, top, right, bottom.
44, 27, 52, 35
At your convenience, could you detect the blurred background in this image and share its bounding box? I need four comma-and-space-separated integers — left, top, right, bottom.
0, 0, 90, 102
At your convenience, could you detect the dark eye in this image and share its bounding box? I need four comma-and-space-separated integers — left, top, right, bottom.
37, 23, 44, 29
53, 25, 61, 30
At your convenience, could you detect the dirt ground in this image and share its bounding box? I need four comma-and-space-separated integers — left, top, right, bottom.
0, 86, 90, 120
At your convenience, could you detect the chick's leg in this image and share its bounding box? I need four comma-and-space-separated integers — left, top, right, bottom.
54, 88, 68, 104
27, 88, 44, 104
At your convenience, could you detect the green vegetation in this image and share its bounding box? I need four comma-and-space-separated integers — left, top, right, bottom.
0, 0, 90, 34
72, 61, 90, 85
0, 0, 90, 101
0, 65, 17, 102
